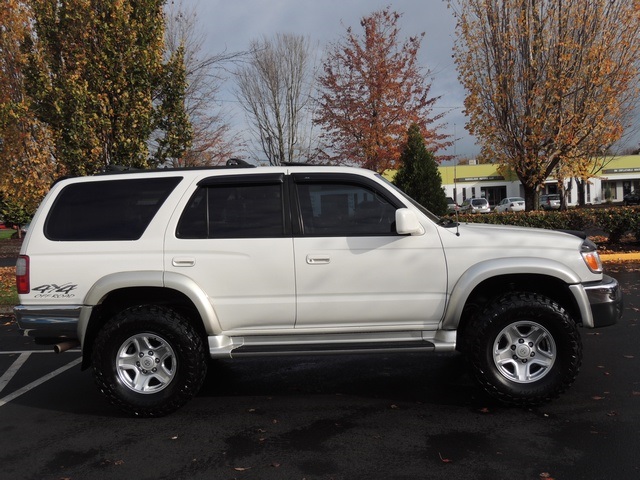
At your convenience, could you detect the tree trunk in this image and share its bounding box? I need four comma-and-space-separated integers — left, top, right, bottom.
576, 178, 586, 207
523, 184, 537, 211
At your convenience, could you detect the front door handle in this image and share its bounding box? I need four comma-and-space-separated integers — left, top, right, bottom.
306, 255, 330, 265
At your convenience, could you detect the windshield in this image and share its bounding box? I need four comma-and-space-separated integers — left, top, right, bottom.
375, 174, 441, 222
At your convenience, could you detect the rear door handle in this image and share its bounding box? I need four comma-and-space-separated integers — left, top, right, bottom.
172, 257, 196, 267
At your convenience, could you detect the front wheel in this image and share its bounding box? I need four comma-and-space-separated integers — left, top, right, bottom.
92, 305, 207, 417
467, 292, 582, 406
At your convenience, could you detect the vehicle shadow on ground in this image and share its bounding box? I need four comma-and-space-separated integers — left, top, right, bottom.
6, 350, 498, 418
199, 351, 497, 409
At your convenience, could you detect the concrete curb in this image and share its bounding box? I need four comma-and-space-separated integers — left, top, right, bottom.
600, 252, 640, 262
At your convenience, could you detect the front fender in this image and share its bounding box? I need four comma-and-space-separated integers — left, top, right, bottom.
441, 257, 583, 330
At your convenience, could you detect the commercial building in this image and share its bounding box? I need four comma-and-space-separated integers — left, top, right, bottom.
439, 155, 640, 207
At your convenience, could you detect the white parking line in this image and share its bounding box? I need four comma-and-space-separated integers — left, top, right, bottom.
0, 352, 30, 394
1, 350, 80, 355
0, 357, 82, 408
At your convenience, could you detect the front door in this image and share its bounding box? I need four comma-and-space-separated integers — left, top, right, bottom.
292, 174, 447, 329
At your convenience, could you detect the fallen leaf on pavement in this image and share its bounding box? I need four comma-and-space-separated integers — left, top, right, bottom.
438, 452, 453, 463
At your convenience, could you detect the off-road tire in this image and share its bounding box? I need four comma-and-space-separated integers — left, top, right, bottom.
92, 305, 207, 417
468, 292, 582, 406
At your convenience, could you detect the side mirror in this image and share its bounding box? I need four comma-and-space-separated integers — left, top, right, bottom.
395, 208, 424, 235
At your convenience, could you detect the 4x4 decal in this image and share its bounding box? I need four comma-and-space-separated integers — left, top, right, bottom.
32, 283, 78, 298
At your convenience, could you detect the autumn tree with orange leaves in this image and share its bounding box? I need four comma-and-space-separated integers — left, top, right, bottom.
450, 0, 640, 210
0, 0, 57, 233
315, 8, 450, 174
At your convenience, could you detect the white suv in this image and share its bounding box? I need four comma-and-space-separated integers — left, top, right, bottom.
14, 164, 622, 416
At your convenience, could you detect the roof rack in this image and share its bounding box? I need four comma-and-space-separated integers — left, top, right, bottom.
97, 158, 257, 176
226, 158, 255, 168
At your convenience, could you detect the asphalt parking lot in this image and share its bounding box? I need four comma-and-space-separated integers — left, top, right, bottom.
0, 263, 638, 480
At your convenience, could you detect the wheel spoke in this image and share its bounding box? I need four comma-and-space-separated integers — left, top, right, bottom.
495, 346, 515, 364
513, 361, 531, 382
524, 326, 547, 345
154, 344, 172, 362
130, 336, 145, 355
153, 367, 173, 385
131, 371, 150, 391
529, 354, 553, 369
117, 355, 138, 369
138, 335, 157, 352
502, 325, 520, 345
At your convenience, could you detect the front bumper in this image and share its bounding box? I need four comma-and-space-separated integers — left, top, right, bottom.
583, 275, 623, 327
14, 305, 82, 343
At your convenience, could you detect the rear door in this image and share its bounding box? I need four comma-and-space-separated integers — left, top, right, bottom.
291, 173, 447, 329
164, 173, 295, 331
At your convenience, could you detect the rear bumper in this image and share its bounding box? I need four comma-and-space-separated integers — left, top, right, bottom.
14, 305, 82, 342
583, 275, 623, 327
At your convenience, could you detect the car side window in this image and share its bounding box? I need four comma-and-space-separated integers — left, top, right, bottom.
45, 177, 183, 241
295, 181, 397, 236
177, 180, 284, 239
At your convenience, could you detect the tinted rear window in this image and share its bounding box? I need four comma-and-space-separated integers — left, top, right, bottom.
45, 177, 182, 241
176, 181, 284, 239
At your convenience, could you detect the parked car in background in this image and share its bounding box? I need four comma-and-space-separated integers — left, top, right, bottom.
539, 194, 561, 210
495, 197, 525, 213
623, 191, 640, 206
446, 197, 458, 212
459, 197, 490, 214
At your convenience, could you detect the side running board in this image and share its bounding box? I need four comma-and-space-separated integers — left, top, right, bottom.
207, 331, 457, 358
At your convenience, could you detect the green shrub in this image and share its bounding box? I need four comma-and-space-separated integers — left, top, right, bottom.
453, 206, 639, 244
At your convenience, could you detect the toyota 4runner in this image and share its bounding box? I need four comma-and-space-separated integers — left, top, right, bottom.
14, 163, 623, 416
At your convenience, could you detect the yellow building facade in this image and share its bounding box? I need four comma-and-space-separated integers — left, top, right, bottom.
438, 155, 640, 207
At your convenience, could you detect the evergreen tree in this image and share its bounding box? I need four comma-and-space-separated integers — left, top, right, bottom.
24, 0, 183, 175
394, 124, 449, 216
153, 44, 193, 165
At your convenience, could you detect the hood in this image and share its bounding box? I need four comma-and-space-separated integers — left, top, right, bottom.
436, 221, 590, 264
450, 222, 584, 248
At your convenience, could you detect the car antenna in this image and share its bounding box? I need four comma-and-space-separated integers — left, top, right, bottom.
453, 124, 460, 237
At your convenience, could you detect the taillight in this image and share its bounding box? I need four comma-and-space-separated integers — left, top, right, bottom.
16, 255, 30, 294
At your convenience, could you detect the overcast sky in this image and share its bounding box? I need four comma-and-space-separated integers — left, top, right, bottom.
179, 0, 480, 160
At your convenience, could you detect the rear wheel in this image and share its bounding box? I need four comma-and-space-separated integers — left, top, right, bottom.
467, 292, 582, 406
92, 305, 207, 417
